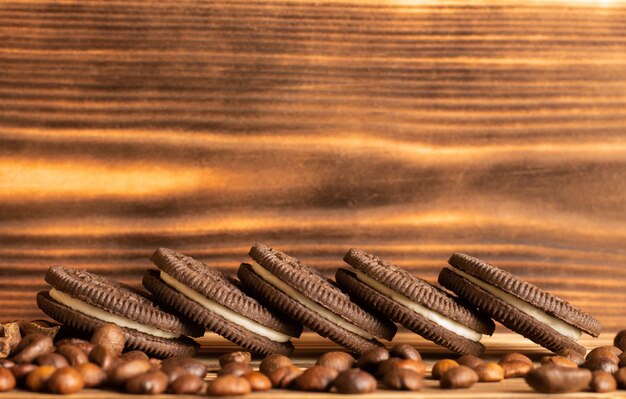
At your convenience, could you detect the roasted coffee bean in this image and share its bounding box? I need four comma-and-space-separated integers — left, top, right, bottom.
395, 359, 426, 377
432, 359, 459, 380
57, 344, 88, 367
315, 352, 355, 373
47, 367, 84, 395
108, 359, 152, 386
10, 363, 37, 387
121, 350, 149, 362
590, 370, 616, 393
383, 368, 422, 391
557, 348, 585, 366
267, 365, 302, 389
525, 365, 592, 394
0, 367, 16, 392
614, 367, 626, 388
474, 362, 504, 382
55, 339, 94, 356
12, 333, 54, 364
540, 356, 578, 368
440, 366, 478, 389
35, 353, 69, 369
457, 354, 483, 369
619, 352, 626, 368
501, 360, 533, 378
499, 352, 532, 366
75, 362, 106, 388
161, 357, 207, 379
207, 375, 251, 396
587, 346, 622, 360
260, 354, 292, 376
88, 345, 117, 371
170, 373, 204, 394
218, 351, 251, 367
614, 330, 626, 352
125, 370, 168, 395
332, 369, 376, 394
583, 356, 619, 374
217, 362, 251, 377
25, 365, 56, 392
390, 344, 421, 362
243, 371, 271, 392
163, 366, 188, 384
293, 366, 338, 392
91, 324, 126, 357
356, 348, 389, 373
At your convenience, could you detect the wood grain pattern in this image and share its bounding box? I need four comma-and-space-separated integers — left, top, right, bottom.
0, 0, 625, 332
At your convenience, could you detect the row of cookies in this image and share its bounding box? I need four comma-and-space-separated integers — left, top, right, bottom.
37, 244, 601, 358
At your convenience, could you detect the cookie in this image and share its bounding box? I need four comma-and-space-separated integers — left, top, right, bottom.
144, 248, 302, 356
338, 248, 495, 356
439, 253, 602, 355
38, 265, 203, 358
237, 244, 397, 354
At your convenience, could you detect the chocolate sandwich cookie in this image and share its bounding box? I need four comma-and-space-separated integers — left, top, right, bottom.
143, 248, 302, 356
439, 253, 602, 355
337, 249, 495, 356
237, 244, 397, 354
37, 266, 203, 358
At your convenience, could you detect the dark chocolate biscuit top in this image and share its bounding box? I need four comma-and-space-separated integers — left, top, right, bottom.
151, 248, 301, 337
45, 265, 202, 337
249, 243, 395, 339
447, 253, 601, 337
343, 248, 495, 335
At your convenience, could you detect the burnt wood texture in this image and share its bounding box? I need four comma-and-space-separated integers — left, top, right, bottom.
0, 0, 625, 331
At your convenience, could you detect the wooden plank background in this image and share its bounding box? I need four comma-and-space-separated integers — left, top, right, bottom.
0, 0, 625, 332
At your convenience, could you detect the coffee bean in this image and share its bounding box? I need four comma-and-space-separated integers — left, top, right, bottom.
25, 365, 56, 392
440, 366, 478, 389
293, 366, 338, 392
91, 324, 126, 357
583, 356, 619, 374
315, 352, 355, 373
163, 366, 188, 384
88, 345, 117, 371
217, 362, 251, 377
332, 369, 376, 394
12, 333, 54, 364
556, 348, 585, 366
121, 350, 149, 362
55, 339, 94, 356
75, 363, 106, 388
614, 367, 626, 388
108, 359, 152, 386
10, 363, 37, 387
501, 360, 533, 378
206, 375, 251, 396
474, 362, 504, 382
383, 368, 422, 391
390, 344, 421, 362
456, 354, 483, 369
540, 356, 578, 368
525, 365, 592, 394
356, 348, 389, 373
35, 353, 69, 369
614, 330, 626, 352
161, 357, 207, 379
499, 352, 532, 366
395, 359, 426, 378
0, 367, 16, 392
243, 371, 271, 392
431, 359, 459, 380
260, 354, 292, 376
169, 373, 204, 394
218, 351, 251, 367
377, 358, 400, 377
57, 344, 88, 367
590, 370, 616, 393
125, 370, 168, 394
587, 346, 622, 360
620, 353, 626, 368
47, 367, 84, 395
267, 365, 302, 388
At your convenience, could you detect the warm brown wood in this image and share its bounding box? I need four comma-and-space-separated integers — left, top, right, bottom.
0, 0, 625, 332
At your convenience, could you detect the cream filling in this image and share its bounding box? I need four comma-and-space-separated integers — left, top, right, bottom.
450, 268, 582, 341
249, 261, 374, 340
354, 271, 483, 342
49, 288, 179, 339
159, 271, 291, 343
